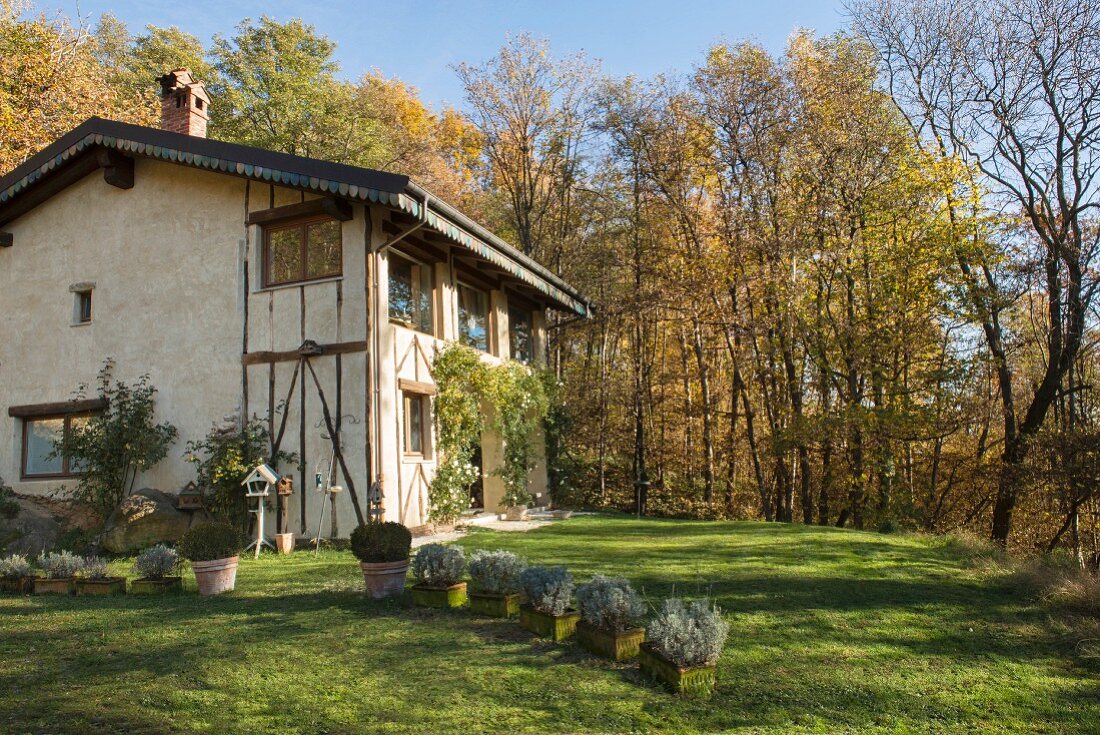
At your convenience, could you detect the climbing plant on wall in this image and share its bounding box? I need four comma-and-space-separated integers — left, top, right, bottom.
428, 343, 551, 522
429, 343, 489, 523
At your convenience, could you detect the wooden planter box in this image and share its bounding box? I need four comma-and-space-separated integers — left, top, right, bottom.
0, 576, 35, 594
639, 642, 717, 697
130, 577, 184, 595
410, 582, 467, 609
469, 591, 521, 618
519, 605, 580, 641
34, 577, 74, 595
576, 620, 645, 661
75, 577, 127, 596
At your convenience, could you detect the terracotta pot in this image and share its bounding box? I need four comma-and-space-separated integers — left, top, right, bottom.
75, 577, 127, 596
638, 642, 717, 697
576, 620, 645, 661
130, 576, 183, 595
469, 591, 521, 618
274, 533, 295, 555
191, 556, 239, 596
0, 576, 35, 594
503, 506, 528, 522
34, 577, 74, 595
410, 582, 467, 609
359, 559, 408, 599
519, 605, 581, 641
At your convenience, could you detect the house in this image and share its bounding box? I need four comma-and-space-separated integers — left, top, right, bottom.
0, 69, 589, 537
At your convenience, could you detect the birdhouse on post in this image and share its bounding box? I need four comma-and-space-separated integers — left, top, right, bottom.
242, 463, 279, 558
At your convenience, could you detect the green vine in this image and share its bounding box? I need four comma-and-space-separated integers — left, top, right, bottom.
428, 343, 551, 521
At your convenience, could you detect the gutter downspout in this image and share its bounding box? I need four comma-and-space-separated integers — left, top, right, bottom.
367, 191, 430, 511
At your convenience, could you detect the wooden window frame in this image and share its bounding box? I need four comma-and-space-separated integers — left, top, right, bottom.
261, 215, 343, 289
402, 391, 432, 459
457, 281, 492, 355
20, 413, 92, 480
388, 250, 436, 336
508, 305, 533, 363
76, 290, 92, 324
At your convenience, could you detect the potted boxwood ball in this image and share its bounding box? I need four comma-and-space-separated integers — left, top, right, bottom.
34, 551, 83, 595
640, 597, 730, 697
75, 556, 126, 595
410, 543, 467, 608
0, 553, 35, 594
518, 565, 580, 641
130, 544, 183, 594
575, 574, 647, 661
351, 521, 412, 599
468, 550, 526, 618
179, 521, 244, 596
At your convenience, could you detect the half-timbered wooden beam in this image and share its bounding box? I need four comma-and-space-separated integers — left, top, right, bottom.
245, 196, 353, 226
242, 339, 367, 366
8, 398, 108, 418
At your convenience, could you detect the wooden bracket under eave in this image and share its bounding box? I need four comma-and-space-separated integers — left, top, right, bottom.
97, 149, 134, 190
0, 232, 11, 248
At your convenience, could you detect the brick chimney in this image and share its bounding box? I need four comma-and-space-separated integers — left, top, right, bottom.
157, 68, 209, 138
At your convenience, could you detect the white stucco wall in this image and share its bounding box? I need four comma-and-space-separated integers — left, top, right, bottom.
0, 156, 553, 539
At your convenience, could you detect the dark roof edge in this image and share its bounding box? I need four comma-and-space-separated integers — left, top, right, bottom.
0, 117, 409, 195
407, 181, 591, 317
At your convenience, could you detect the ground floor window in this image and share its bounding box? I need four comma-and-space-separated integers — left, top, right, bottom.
21, 414, 89, 479
402, 391, 432, 458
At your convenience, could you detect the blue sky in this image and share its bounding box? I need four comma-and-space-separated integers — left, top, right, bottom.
51, 0, 846, 110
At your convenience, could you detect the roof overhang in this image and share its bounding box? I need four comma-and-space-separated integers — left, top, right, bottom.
0, 117, 592, 316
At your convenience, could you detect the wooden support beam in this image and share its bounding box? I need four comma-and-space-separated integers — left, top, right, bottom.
246, 197, 352, 227
0, 232, 11, 248
242, 339, 367, 366
8, 398, 108, 418
98, 149, 134, 189
397, 378, 437, 396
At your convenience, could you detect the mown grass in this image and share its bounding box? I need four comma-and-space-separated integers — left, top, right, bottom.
1, 514, 1097, 734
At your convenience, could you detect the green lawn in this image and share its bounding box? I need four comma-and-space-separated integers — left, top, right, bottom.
1, 515, 1096, 734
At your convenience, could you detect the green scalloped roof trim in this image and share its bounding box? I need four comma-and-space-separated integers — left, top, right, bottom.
0, 134, 413, 215
0, 134, 585, 314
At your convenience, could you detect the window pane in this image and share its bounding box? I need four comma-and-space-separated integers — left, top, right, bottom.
406, 395, 423, 454
509, 306, 532, 363
68, 416, 89, 473
416, 265, 434, 334
458, 285, 488, 352
306, 220, 342, 279
389, 257, 415, 324
267, 227, 302, 285
25, 418, 63, 476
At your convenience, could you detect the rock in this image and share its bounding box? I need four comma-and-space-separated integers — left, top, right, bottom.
102, 488, 190, 553
0, 496, 61, 556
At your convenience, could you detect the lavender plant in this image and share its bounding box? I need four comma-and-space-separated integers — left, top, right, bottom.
37, 551, 84, 579
133, 544, 180, 580
519, 565, 573, 615
412, 543, 466, 587
468, 550, 527, 595
0, 554, 32, 579
576, 574, 647, 632
646, 598, 730, 667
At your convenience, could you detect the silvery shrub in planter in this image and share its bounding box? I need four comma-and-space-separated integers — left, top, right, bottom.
518, 565, 579, 641
131, 544, 184, 594
35, 550, 84, 594
575, 575, 648, 660
410, 543, 467, 608
75, 556, 126, 595
0, 553, 34, 594
467, 550, 526, 618
641, 597, 730, 696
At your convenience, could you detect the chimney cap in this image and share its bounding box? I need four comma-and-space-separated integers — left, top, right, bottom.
158, 68, 209, 103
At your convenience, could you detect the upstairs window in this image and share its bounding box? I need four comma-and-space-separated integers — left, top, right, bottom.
509, 306, 533, 363
458, 283, 490, 353
263, 218, 342, 287
388, 252, 434, 334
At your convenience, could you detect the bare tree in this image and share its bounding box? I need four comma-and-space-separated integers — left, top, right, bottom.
850, 0, 1100, 543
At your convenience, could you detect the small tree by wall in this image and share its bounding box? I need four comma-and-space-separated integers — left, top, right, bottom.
52, 359, 178, 523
